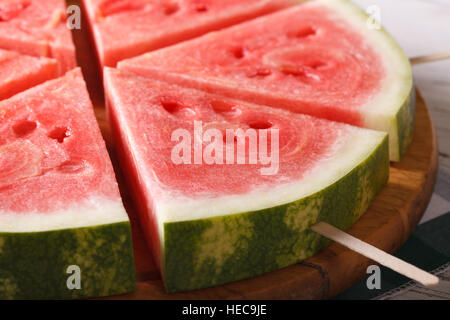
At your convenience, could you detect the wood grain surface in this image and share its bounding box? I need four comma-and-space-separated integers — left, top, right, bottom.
69, 2, 438, 299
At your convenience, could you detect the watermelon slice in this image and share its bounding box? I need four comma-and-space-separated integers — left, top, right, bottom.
118, 0, 415, 161
104, 67, 389, 293
0, 68, 135, 299
82, 0, 298, 68
0, 0, 77, 73
0, 48, 60, 100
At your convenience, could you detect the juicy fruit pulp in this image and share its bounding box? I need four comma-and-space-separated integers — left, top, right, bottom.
0, 68, 135, 299
104, 68, 389, 292
118, 0, 414, 161
0, 48, 59, 100
0, 0, 77, 73
83, 0, 297, 67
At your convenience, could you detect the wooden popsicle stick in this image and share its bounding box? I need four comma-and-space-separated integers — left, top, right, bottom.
311, 222, 439, 287
410, 51, 450, 65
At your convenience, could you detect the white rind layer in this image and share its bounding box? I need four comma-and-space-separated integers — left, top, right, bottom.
0, 197, 129, 233
319, 0, 413, 160
156, 127, 386, 225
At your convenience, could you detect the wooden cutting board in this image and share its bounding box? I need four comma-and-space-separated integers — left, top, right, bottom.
69, 3, 438, 299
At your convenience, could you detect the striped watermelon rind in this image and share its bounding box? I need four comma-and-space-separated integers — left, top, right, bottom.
396, 89, 416, 159
163, 134, 389, 293
0, 221, 135, 299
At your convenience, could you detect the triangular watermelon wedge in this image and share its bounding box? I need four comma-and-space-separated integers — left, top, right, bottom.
0, 0, 77, 73
0, 48, 60, 100
0, 68, 135, 299
118, 0, 415, 161
104, 67, 389, 293
82, 0, 297, 67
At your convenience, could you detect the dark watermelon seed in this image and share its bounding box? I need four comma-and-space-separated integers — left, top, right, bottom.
13, 119, 37, 137
48, 126, 70, 143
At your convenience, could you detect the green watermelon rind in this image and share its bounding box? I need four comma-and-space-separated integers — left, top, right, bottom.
0, 221, 136, 299
163, 134, 389, 293
396, 88, 416, 159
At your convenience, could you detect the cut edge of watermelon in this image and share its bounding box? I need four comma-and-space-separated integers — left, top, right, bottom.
103, 67, 390, 292
0, 198, 129, 233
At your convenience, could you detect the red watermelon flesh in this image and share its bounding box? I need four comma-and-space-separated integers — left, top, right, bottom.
0, 0, 77, 73
118, 0, 414, 161
0, 48, 59, 100
104, 67, 388, 281
106, 70, 340, 198
118, 2, 382, 125
0, 68, 121, 214
82, 0, 298, 68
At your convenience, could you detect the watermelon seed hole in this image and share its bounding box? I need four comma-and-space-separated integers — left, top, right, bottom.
195, 4, 208, 12
161, 99, 181, 113
248, 120, 273, 130
13, 120, 37, 137
247, 67, 272, 78
164, 2, 180, 15
307, 60, 327, 70
210, 100, 239, 114
48, 126, 70, 143
161, 98, 196, 118
231, 47, 245, 59
290, 26, 316, 38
